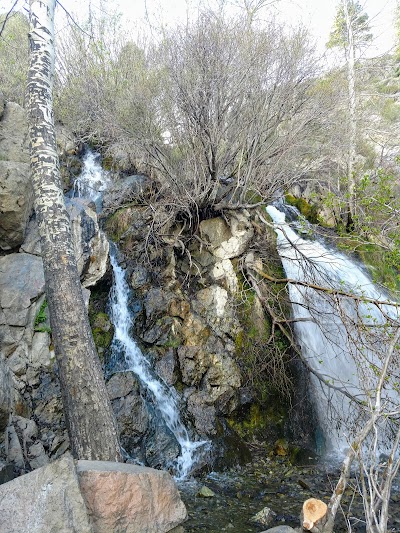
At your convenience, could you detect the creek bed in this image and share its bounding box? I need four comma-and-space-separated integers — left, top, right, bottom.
178, 450, 400, 532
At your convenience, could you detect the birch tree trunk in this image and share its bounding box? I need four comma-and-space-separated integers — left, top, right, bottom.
344, 0, 357, 225
27, 0, 121, 461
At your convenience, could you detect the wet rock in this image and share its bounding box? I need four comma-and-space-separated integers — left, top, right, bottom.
144, 288, 175, 320
197, 485, 216, 498
107, 372, 149, 453
130, 265, 149, 289
187, 391, 217, 435
250, 506, 277, 527
67, 197, 109, 287
0, 455, 92, 533
144, 416, 180, 470
77, 460, 187, 533
0, 356, 13, 431
274, 439, 289, 457
155, 349, 177, 386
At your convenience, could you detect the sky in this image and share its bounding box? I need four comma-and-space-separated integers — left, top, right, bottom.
2, 0, 398, 56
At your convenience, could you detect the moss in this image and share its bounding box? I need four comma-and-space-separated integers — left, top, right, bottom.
164, 332, 182, 349
285, 194, 319, 224
227, 403, 286, 440
89, 311, 114, 362
105, 207, 133, 241
102, 156, 114, 171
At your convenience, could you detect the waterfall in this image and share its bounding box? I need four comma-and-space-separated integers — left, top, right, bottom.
74, 148, 208, 478
72, 150, 111, 205
266, 204, 400, 456
109, 252, 208, 479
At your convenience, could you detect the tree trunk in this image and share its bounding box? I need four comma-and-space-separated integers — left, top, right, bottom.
27, 0, 121, 461
344, 0, 357, 227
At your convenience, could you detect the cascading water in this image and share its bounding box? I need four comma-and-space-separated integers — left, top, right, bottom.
72, 150, 111, 206
73, 148, 208, 478
109, 252, 208, 479
266, 204, 400, 456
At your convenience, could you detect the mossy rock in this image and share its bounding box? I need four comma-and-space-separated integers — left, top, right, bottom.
105, 207, 134, 241
228, 403, 286, 441
90, 311, 114, 361
285, 194, 319, 224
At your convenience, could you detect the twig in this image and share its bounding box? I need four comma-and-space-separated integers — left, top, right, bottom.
0, 0, 19, 39
55, 0, 92, 38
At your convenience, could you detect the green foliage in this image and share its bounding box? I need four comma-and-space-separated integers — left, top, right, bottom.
330, 169, 400, 293
0, 11, 29, 105
34, 300, 51, 333
327, 0, 372, 51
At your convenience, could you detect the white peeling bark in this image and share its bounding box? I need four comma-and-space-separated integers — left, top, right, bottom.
27, 0, 121, 461
344, 0, 357, 224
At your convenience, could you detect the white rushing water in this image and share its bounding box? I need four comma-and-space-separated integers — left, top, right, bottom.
74, 148, 208, 478
266, 204, 400, 455
72, 150, 111, 205
109, 252, 208, 479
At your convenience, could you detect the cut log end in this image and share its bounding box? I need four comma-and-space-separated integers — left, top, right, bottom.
302, 498, 328, 531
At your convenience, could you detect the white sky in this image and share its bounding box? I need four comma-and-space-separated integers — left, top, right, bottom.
1, 0, 398, 56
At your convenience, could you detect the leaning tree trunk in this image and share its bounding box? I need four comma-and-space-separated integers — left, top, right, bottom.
27, 0, 121, 461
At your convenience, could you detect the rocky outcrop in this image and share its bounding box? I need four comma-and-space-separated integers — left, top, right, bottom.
0, 455, 93, 533
102, 183, 268, 465
0, 102, 32, 250
67, 198, 109, 287
0, 358, 13, 431
0, 195, 108, 475
199, 211, 254, 259
77, 460, 187, 533
0, 102, 29, 163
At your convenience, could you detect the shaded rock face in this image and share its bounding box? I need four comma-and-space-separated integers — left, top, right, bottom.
67, 197, 109, 287
77, 460, 187, 533
0, 358, 13, 431
106, 372, 149, 456
0, 252, 66, 473
0, 102, 32, 250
